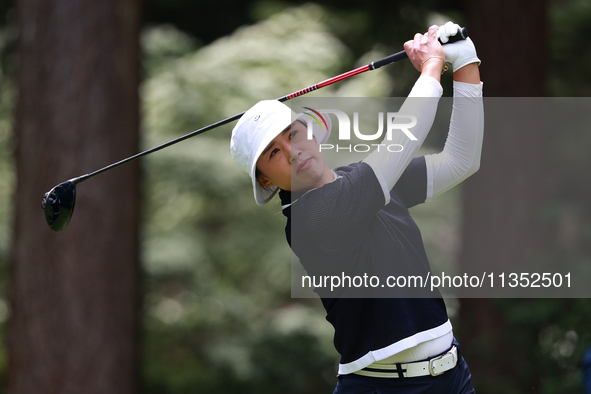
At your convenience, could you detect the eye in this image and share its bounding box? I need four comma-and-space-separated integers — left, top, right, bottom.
290, 129, 298, 139
269, 148, 279, 158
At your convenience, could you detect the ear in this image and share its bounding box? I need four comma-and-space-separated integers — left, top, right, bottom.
257, 174, 275, 188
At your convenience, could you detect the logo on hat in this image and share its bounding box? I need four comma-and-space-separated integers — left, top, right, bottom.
303, 107, 329, 131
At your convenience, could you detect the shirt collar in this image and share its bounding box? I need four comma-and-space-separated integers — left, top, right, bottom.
279, 170, 340, 212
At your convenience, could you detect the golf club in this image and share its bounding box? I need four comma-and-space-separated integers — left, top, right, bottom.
41, 27, 469, 232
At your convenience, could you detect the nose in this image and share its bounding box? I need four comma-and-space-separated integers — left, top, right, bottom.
290, 143, 301, 163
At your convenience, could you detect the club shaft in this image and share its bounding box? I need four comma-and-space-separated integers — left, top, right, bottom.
75, 54, 401, 183
74, 111, 247, 183
73, 27, 468, 184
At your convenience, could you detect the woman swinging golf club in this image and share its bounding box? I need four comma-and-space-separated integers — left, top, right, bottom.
231, 22, 482, 393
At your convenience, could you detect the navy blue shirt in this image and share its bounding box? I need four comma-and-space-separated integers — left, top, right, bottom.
280, 157, 449, 373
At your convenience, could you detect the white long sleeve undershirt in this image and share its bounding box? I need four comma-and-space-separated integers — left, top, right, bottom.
363, 75, 442, 204
362, 76, 483, 204
425, 80, 484, 201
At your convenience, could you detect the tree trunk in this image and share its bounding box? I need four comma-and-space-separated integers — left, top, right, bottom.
10, 0, 141, 393
459, 0, 549, 391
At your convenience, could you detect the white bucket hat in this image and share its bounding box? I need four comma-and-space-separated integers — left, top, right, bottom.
230, 100, 332, 205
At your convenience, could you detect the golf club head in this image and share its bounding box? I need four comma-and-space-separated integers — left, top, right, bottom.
41, 180, 77, 232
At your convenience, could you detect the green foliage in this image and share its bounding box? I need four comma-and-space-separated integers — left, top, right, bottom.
550, 0, 591, 96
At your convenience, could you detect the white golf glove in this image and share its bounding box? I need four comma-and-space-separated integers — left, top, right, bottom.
437, 21, 481, 72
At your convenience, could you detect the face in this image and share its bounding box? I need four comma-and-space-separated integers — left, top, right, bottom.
256, 120, 332, 192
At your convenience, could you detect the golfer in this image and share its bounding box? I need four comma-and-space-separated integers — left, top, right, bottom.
231, 22, 482, 393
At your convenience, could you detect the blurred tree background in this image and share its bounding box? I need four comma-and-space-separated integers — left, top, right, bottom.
0, 0, 590, 393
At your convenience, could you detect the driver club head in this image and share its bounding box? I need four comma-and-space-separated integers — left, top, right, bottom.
41, 180, 77, 232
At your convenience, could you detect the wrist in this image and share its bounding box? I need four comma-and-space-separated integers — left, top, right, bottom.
453, 62, 480, 84
420, 57, 445, 81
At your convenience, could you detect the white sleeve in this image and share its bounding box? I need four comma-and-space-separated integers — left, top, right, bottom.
424, 80, 484, 202
362, 75, 443, 205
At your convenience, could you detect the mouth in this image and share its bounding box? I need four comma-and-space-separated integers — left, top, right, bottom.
296, 157, 312, 174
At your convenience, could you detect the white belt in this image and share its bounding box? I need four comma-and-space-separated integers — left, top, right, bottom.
353, 346, 458, 378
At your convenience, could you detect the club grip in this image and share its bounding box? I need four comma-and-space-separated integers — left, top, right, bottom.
370, 51, 409, 70
445, 27, 468, 44
370, 26, 469, 70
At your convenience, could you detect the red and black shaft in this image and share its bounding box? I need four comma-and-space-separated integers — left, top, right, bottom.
43, 27, 469, 232
77, 27, 468, 183
279, 26, 467, 102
